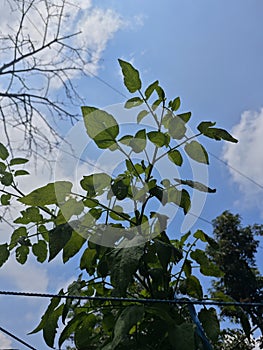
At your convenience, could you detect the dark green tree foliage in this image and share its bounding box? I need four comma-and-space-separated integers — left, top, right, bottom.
0, 60, 238, 349
207, 211, 263, 344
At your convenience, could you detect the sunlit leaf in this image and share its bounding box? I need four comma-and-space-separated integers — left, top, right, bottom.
168, 116, 186, 139
168, 97, 181, 111
82, 106, 119, 149
145, 80, 159, 100
124, 97, 143, 108
184, 141, 209, 164
118, 59, 142, 93
147, 131, 170, 147
19, 181, 72, 206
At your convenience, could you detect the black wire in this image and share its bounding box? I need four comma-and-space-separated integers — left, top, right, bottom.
0, 326, 37, 350
0, 290, 262, 308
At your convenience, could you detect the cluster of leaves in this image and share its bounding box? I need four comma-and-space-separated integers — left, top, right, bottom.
207, 211, 263, 347
0, 60, 238, 349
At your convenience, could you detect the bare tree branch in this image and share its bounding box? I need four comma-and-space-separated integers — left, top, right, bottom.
0, 0, 91, 154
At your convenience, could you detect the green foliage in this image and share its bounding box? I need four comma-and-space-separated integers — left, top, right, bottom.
0, 59, 239, 349
207, 211, 263, 346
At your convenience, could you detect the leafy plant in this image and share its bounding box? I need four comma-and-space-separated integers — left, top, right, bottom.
0, 60, 238, 349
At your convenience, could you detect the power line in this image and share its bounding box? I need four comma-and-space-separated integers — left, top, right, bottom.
209, 151, 263, 191
0, 290, 262, 308
0, 326, 36, 350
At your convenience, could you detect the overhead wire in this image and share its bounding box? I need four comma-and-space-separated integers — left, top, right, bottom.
0, 290, 263, 308
0, 325, 37, 350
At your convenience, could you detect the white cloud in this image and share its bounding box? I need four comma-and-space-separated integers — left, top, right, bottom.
0, 258, 48, 292
0, 333, 12, 348
222, 109, 263, 212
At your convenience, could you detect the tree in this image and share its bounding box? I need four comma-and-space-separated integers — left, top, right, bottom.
207, 211, 263, 348
0, 0, 90, 155
0, 59, 238, 349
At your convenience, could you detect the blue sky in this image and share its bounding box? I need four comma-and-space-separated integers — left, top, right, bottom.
0, 0, 263, 348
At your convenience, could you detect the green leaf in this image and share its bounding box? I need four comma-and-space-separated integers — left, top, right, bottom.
193, 229, 207, 242
147, 131, 170, 147
118, 59, 142, 93
14, 170, 30, 176
0, 143, 9, 160
124, 97, 143, 109
1, 193, 11, 205
16, 245, 29, 264
184, 141, 209, 164
32, 240, 47, 263
198, 121, 238, 143
10, 158, 29, 166
137, 110, 149, 123
63, 231, 86, 263
0, 162, 6, 174
190, 249, 222, 277
130, 129, 146, 153
177, 112, 191, 123
118, 135, 133, 146
1, 172, 13, 186
48, 224, 73, 262
174, 178, 216, 193
168, 116, 186, 139
145, 80, 159, 100
169, 323, 195, 350
80, 173, 111, 197
82, 106, 119, 149
56, 198, 84, 224
43, 304, 64, 348
168, 150, 183, 166
198, 308, 220, 342
0, 244, 10, 267
180, 189, 191, 214
59, 313, 87, 348
168, 97, 181, 111
180, 275, 203, 299
149, 186, 167, 205
111, 305, 144, 348
74, 313, 97, 348
10, 226, 27, 250
14, 207, 43, 224
80, 248, 97, 275
19, 181, 72, 206
111, 178, 129, 200
110, 246, 144, 296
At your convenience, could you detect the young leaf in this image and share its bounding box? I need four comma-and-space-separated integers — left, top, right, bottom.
10, 158, 29, 166
14, 170, 30, 176
0, 172, 13, 186
0, 143, 9, 160
130, 129, 146, 153
16, 245, 29, 264
168, 97, 181, 111
19, 181, 73, 206
124, 97, 143, 109
48, 224, 73, 261
82, 106, 119, 149
1, 193, 11, 205
145, 80, 159, 100
137, 110, 149, 123
32, 240, 47, 263
147, 131, 170, 147
184, 141, 209, 164
168, 150, 183, 166
118, 59, 142, 93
